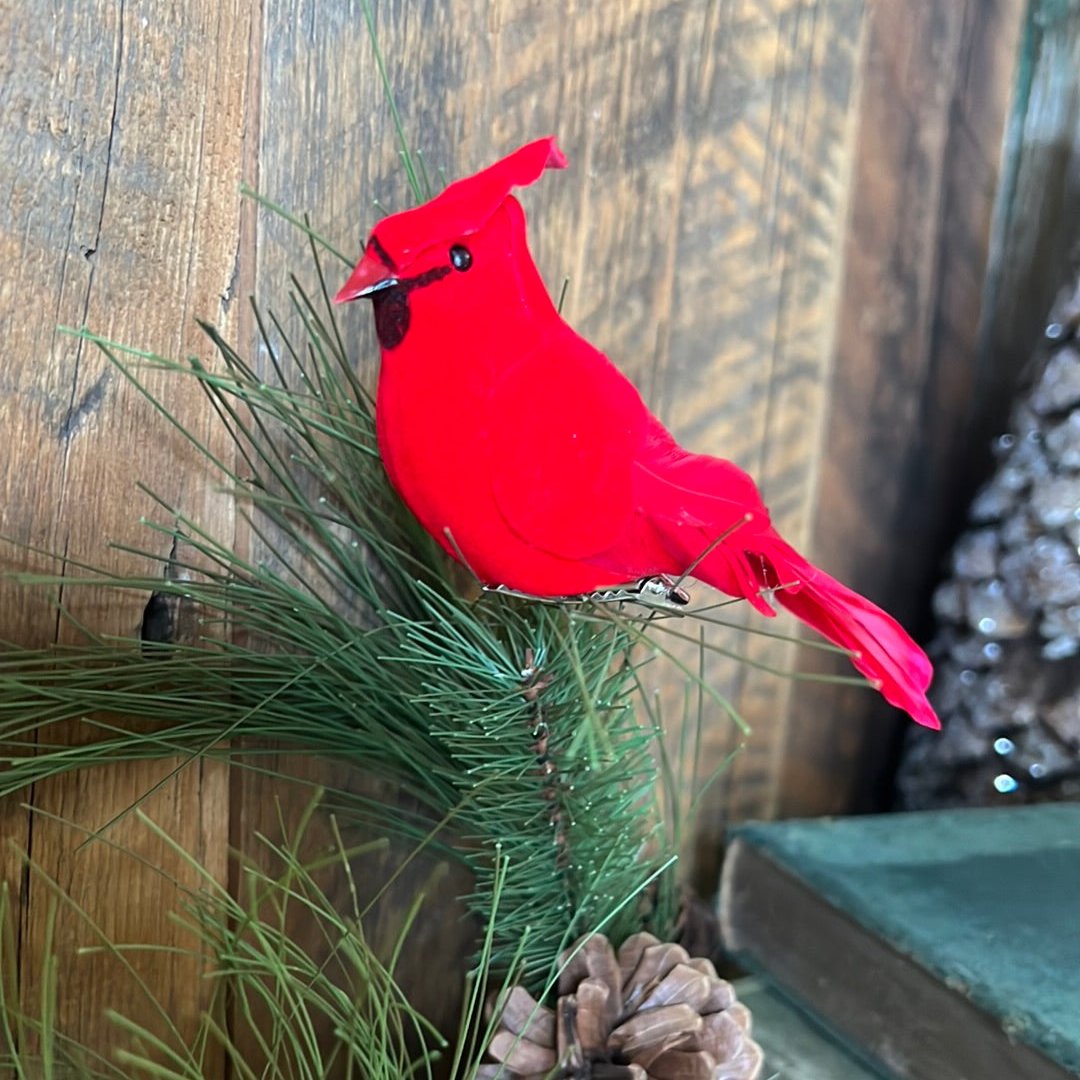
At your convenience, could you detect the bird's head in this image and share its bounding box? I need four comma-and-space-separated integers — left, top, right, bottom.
334, 137, 567, 350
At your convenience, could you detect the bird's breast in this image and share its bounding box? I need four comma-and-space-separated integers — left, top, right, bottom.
375, 344, 502, 557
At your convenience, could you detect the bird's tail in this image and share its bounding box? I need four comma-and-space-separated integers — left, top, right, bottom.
693, 531, 939, 729
632, 422, 936, 727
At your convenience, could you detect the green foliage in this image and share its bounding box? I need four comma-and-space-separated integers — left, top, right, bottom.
0, 0, 864, 1025
0, 4, 782, 1070
0, 225, 688, 989
0, 802, 447, 1080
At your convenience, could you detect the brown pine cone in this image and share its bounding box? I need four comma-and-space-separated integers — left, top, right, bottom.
479, 932, 763, 1079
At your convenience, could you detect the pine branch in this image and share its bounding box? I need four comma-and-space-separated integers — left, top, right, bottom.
2, 232, 685, 991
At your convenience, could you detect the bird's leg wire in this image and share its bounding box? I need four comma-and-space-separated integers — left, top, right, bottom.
586, 578, 692, 611
481, 581, 690, 611
632, 575, 691, 606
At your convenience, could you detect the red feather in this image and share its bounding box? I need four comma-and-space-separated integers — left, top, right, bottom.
335, 137, 939, 730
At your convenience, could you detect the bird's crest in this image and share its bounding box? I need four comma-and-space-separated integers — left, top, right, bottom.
372, 137, 567, 265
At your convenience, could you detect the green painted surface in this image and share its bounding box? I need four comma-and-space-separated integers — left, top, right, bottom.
734, 806, 1080, 1075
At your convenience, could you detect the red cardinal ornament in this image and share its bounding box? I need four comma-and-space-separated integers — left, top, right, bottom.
336, 137, 938, 729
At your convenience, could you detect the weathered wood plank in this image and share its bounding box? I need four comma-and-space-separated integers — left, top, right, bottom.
975, 0, 1080, 464
780, 0, 1026, 817
248, 0, 874, 914
1, 0, 251, 1060
0, 0, 1035, 1056
234, 0, 468, 1047
675, 0, 868, 852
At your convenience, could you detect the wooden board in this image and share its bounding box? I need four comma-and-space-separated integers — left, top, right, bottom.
976, 0, 1080, 462
246, 0, 877, 905
0, 0, 1032, 1060
0, 0, 249, 1060
780, 0, 1026, 819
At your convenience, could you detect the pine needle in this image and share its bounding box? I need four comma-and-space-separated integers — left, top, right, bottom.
0, 11, 794, 1072
4, 222, 691, 991
0, 801, 447, 1080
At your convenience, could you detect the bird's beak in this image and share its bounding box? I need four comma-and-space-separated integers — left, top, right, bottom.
334, 252, 399, 303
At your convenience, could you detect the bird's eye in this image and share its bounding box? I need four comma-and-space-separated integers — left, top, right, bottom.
449, 245, 472, 272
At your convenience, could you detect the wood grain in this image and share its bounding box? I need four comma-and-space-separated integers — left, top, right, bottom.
780, 0, 1026, 818
976, 0, 1080, 466
0, 0, 250, 1060
0, 0, 1034, 1059
247, 0, 875, 908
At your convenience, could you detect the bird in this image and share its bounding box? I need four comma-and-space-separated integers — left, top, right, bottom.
335, 137, 937, 729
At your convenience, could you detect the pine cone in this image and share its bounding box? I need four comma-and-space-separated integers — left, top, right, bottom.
480, 932, 763, 1079
897, 272, 1080, 809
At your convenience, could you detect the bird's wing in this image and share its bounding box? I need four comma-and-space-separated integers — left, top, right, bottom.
635, 414, 770, 524
486, 325, 647, 560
